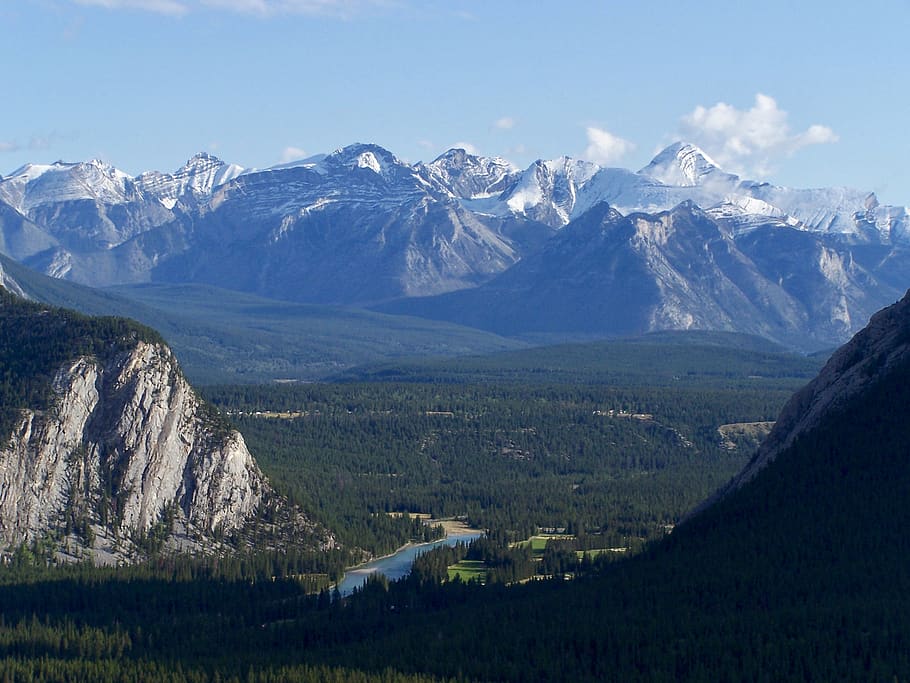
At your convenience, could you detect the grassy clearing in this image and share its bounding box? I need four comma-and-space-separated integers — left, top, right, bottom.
515, 534, 574, 555
447, 560, 487, 583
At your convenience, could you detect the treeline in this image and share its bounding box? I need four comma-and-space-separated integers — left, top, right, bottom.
204, 382, 790, 550
0, 657, 460, 683
332, 332, 822, 388
0, 288, 165, 438
0, 545, 352, 587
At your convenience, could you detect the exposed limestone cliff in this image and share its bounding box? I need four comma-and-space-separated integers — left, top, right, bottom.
0, 338, 300, 562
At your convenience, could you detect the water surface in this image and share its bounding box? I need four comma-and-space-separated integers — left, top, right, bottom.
337, 530, 482, 597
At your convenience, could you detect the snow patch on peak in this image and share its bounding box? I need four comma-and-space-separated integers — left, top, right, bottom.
267, 154, 328, 173
136, 153, 245, 203
326, 143, 403, 179
356, 151, 383, 174
640, 142, 726, 187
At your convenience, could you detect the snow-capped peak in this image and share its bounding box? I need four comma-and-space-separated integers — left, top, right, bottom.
430, 147, 518, 173
0, 159, 135, 212
499, 155, 602, 224
327, 143, 402, 178
422, 148, 519, 199
7, 162, 62, 183
135, 152, 245, 206
640, 142, 729, 187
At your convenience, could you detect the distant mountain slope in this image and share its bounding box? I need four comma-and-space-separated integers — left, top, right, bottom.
107, 282, 526, 382
0, 254, 524, 383
379, 201, 900, 349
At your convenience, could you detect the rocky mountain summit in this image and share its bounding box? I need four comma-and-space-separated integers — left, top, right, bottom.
1, 141, 910, 348
0, 289, 330, 562
381, 200, 904, 350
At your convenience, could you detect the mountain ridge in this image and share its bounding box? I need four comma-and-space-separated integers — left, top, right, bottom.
378, 200, 902, 350
2, 141, 910, 349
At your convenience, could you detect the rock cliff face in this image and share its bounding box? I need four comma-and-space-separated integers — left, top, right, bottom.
380, 201, 895, 350
712, 289, 910, 500
0, 340, 268, 560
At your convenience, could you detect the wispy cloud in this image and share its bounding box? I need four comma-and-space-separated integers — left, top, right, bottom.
280, 146, 307, 163
583, 126, 634, 165
680, 93, 838, 177
494, 117, 515, 130
451, 141, 480, 155
74, 0, 189, 15
71, 0, 394, 16
0, 133, 72, 155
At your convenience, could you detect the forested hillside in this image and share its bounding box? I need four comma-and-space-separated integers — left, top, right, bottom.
205, 381, 791, 552
0, 287, 165, 439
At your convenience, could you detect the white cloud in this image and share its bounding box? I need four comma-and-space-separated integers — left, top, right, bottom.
0, 142, 20, 153
451, 141, 480, 155
680, 93, 838, 177
494, 117, 515, 130
74, 0, 188, 15
280, 146, 307, 163
72, 0, 392, 15
583, 126, 634, 165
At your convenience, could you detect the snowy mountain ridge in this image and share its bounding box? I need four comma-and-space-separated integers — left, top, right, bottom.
1, 140, 910, 351
3, 141, 905, 247
136, 152, 246, 208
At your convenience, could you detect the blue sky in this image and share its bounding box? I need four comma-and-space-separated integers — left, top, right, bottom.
3, 1, 909, 204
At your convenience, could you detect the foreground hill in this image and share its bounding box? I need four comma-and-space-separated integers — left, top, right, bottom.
0, 289, 331, 562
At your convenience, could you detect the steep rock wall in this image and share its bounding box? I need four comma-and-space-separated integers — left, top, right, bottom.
0, 341, 265, 557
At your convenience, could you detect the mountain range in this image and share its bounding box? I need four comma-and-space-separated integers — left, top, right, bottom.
2, 141, 909, 350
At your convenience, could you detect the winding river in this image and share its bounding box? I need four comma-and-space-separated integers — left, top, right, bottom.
336, 529, 482, 597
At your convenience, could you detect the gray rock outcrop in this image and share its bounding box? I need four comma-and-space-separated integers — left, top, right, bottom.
0, 340, 267, 560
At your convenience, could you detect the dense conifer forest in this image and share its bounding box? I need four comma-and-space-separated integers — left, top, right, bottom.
203, 381, 789, 553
